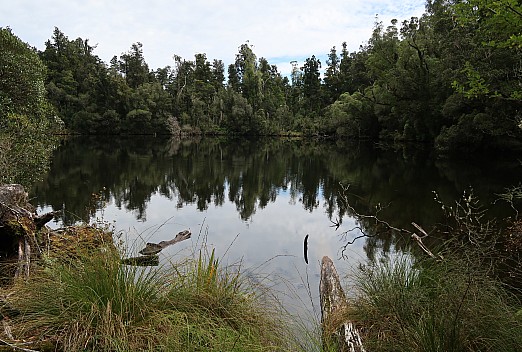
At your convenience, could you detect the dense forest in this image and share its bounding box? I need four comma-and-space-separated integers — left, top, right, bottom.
1, 0, 521, 155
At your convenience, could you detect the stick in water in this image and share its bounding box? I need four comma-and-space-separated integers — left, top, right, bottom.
304, 234, 309, 264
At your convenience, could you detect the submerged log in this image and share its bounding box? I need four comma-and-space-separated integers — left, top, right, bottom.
320, 256, 365, 352
121, 255, 160, 266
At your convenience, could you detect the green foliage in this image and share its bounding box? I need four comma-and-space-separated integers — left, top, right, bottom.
0, 27, 48, 121
323, 92, 378, 138
0, 114, 60, 187
435, 117, 484, 154
454, 0, 522, 49
451, 62, 490, 98
300, 55, 323, 116
448, 0, 522, 101
323, 46, 340, 104
0, 27, 61, 187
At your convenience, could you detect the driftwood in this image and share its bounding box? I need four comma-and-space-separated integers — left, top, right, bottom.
0, 184, 57, 280
138, 230, 191, 255
121, 230, 191, 266
320, 256, 365, 352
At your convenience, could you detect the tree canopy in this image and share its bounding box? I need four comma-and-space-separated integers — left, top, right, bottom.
3, 0, 521, 154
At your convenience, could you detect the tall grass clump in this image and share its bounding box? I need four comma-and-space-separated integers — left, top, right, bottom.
6, 243, 295, 351
352, 253, 522, 351
9, 248, 167, 351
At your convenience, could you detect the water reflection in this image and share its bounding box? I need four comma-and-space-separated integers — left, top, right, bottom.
31, 137, 521, 258
30, 137, 521, 319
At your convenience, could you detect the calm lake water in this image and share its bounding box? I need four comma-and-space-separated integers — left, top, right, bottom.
30, 136, 522, 320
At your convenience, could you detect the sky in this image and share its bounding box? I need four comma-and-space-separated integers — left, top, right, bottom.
1, 0, 426, 75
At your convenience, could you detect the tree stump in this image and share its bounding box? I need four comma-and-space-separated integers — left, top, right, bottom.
320, 256, 365, 352
0, 184, 57, 282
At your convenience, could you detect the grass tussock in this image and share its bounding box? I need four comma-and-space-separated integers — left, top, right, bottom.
350, 254, 522, 352
4, 244, 294, 351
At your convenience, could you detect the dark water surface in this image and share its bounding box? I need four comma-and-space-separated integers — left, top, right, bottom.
30, 136, 522, 319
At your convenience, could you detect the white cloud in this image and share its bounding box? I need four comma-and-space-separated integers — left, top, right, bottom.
1, 0, 425, 74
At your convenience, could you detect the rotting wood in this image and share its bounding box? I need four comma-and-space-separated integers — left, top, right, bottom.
320, 256, 365, 352
0, 184, 57, 280
0, 185, 114, 281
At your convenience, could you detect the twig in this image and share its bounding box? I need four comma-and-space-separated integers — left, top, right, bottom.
329, 218, 341, 230
412, 222, 429, 237
411, 222, 443, 260
2, 319, 13, 339
339, 226, 378, 259
338, 183, 411, 234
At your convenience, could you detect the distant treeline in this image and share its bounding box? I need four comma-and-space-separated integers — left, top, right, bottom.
1, 0, 521, 154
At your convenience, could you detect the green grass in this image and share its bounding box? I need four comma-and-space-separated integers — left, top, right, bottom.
350, 254, 522, 352
6, 245, 295, 351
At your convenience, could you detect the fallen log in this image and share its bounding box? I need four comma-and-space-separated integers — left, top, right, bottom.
120, 230, 191, 266
138, 230, 191, 256
320, 256, 365, 352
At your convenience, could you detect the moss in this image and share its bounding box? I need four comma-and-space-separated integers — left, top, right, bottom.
42, 224, 114, 259
6, 217, 35, 237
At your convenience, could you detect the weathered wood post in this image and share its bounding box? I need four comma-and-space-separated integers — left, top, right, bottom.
320, 255, 365, 352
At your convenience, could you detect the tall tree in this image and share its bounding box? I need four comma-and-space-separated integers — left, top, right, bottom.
323, 46, 340, 104
0, 27, 48, 121
40, 27, 109, 132
236, 43, 260, 110
301, 55, 322, 116
119, 42, 150, 89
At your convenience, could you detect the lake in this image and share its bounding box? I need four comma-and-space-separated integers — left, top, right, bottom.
30, 136, 522, 322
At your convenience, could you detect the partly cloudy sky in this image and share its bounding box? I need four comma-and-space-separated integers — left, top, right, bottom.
1, 0, 426, 75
